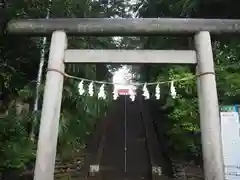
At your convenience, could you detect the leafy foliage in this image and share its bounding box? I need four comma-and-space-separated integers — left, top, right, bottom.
0, 0, 118, 175
0, 110, 36, 171
1, 0, 240, 176
134, 0, 240, 163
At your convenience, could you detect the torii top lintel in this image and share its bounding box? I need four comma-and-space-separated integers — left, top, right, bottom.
7, 18, 240, 36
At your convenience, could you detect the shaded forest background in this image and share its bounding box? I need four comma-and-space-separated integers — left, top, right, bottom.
1, 0, 240, 179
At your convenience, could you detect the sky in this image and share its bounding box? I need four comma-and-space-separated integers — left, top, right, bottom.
111, 0, 140, 88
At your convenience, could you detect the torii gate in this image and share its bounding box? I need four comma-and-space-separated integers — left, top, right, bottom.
7, 18, 240, 180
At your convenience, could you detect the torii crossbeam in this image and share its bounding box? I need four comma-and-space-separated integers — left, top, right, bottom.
7, 18, 240, 180
7, 18, 240, 35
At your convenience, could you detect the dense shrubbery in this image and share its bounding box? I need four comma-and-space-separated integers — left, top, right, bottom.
1, 0, 240, 176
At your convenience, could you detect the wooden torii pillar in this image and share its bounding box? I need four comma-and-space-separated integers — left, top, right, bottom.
7, 18, 240, 180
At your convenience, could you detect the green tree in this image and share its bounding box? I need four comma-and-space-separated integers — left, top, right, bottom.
133, 0, 240, 163
0, 0, 128, 176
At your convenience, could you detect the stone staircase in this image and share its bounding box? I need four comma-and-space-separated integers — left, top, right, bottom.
172, 160, 204, 180
54, 154, 86, 180
20, 149, 88, 180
